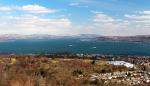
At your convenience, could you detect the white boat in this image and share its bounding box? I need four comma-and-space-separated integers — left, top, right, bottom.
92, 47, 97, 49
68, 45, 73, 47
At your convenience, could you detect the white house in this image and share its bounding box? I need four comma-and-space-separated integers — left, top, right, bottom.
108, 61, 134, 68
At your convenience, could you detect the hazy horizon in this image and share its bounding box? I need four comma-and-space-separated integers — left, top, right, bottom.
1, 33, 150, 37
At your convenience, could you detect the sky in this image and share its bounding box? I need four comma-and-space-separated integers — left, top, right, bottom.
0, 0, 150, 36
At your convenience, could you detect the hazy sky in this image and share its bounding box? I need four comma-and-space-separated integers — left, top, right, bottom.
0, 0, 150, 36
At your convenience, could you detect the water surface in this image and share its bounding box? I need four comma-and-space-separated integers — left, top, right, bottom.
0, 39, 149, 55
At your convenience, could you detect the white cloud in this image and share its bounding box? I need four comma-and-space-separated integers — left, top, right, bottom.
125, 14, 150, 20
124, 11, 150, 26
69, 3, 79, 6
0, 6, 12, 11
143, 11, 150, 14
0, 5, 56, 14
22, 5, 56, 14
0, 15, 72, 35
93, 13, 115, 23
66, 12, 131, 36
79, 11, 150, 36
69, 2, 88, 8
1, 5, 150, 36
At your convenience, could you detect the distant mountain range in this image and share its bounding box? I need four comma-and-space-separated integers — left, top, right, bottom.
0, 34, 150, 42
97, 35, 150, 42
0, 34, 71, 40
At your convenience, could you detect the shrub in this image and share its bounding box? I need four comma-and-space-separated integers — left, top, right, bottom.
72, 69, 84, 76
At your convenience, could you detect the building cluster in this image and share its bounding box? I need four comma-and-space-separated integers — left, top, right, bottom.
90, 71, 150, 85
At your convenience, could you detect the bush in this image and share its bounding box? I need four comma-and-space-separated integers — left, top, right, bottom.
72, 69, 84, 76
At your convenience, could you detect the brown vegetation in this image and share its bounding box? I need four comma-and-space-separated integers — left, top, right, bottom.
0, 55, 147, 86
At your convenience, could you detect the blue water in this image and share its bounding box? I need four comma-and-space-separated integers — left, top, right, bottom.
0, 39, 150, 55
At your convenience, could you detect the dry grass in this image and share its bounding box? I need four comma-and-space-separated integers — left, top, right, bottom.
0, 55, 145, 86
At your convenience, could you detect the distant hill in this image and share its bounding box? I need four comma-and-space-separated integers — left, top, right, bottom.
0, 34, 150, 42
97, 35, 150, 42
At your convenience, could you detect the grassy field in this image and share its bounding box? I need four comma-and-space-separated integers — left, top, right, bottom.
0, 55, 146, 86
